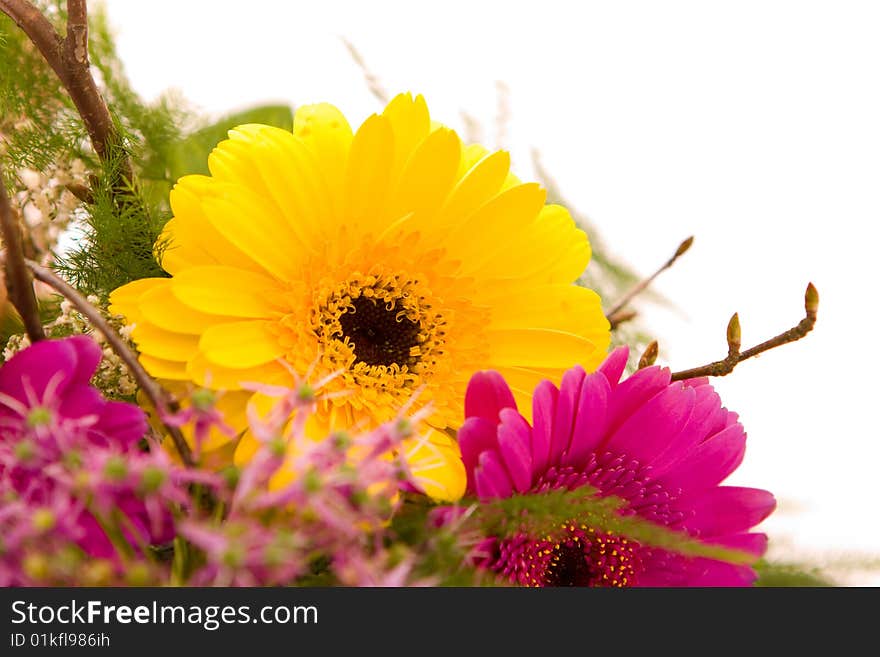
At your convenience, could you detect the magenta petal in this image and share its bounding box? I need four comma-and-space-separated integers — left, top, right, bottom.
605, 365, 671, 435
565, 371, 610, 468
66, 335, 103, 385
548, 366, 585, 467
57, 384, 104, 420
704, 406, 740, 439
474, 450, 514, 499
639, 554, 758, 587
682, 376, 711, 390
686, 559, 758, 586
94, 400, 148, 447
531, 379, 558, 476
497, 408, 533, 493
457, 416, 499, 494
116, 496, 157, 542
75, 512, 117, 559
598, 346, 629, 387
658, 423, 746, 492
604, 383, 695, 463
681, 486, 777, 536
710, 532, 769, 558
465, 370, 517, 422
0, 338, 79, 404
650, 384, 725, 472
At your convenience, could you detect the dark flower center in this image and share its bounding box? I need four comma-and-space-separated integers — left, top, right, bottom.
489, 525, 642, 587
338, 296, 421, 368
544, 541, 596, 587
542, 529, 639, 587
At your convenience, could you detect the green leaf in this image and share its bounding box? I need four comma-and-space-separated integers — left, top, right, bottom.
468, 488, 757, 565
754, 560, 836, 587
167, 104, 294, 180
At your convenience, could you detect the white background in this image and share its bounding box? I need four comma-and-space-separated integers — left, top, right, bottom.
100, 0, 880, 583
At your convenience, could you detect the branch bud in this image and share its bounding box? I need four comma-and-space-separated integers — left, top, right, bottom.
805, 282, 819, 317
726, 313, 741, 354
674, 236, 695, 259
638, 340, 659, 369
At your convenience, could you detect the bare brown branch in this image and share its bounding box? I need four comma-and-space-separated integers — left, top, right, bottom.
670, 284, 818, 381
0, 0, 64, 76
606, 236, 694, 327
23, 259, 194, 467
65, 0, 87, 45
0, 170, 45, 342
1, 0, 125, 166
65, 181, 93, 203
607, 309, 637, 330
60, 0, 117, 162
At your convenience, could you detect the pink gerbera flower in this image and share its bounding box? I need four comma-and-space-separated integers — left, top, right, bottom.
457, 346, 776, 587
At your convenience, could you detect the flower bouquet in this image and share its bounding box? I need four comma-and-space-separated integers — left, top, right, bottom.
0, 0, 827, 588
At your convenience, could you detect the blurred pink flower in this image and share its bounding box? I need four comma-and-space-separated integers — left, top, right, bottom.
183, 375, 424, 586
0, 336, 193, 578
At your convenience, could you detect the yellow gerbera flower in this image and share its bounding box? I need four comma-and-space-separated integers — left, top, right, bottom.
109, 93, 610, 501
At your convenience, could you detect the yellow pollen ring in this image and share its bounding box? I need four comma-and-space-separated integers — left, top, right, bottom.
287, 269, 449, 417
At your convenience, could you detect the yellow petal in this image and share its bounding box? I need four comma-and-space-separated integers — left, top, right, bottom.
159, 384, 251, 453
158, 218, 214, 273
382, 92, 431, 180
527, 204, 593, 282
293, 103, 353, 219
199, 389, 250, 451
186, 353, 291, 391
199, 320, 285, 369
343, 114, 395, 235
166, 176, 268, 275
405, 428, 466, 502
457, 143, 521, 191
433, 149, 510, 235
208, 130, 274, 200
486, 284, 608, 337
171, 266, 285, 318
212, 124, 332, 255
246, 127, 332, 253
443, 183, 547, 272
200, 186, 303, 281
486, 327, 603, 369
139, 354, 190, 380
108, 278, 167, 324
131, 321, 200, 361
233, 398, 321, 469
138, 281, 237, 334
473, 204, 591, 285
387, 127, 461, 221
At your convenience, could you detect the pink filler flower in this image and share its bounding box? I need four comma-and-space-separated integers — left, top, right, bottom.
0, 336, 169, 562
456, 346, 776, 586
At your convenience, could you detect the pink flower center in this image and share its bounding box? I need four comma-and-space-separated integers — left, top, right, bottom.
487, 451, 689, 587
491, 525, 643, 587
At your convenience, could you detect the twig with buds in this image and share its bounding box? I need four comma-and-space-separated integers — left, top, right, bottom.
669, 283, 819, 381
606, 236, 694, 329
